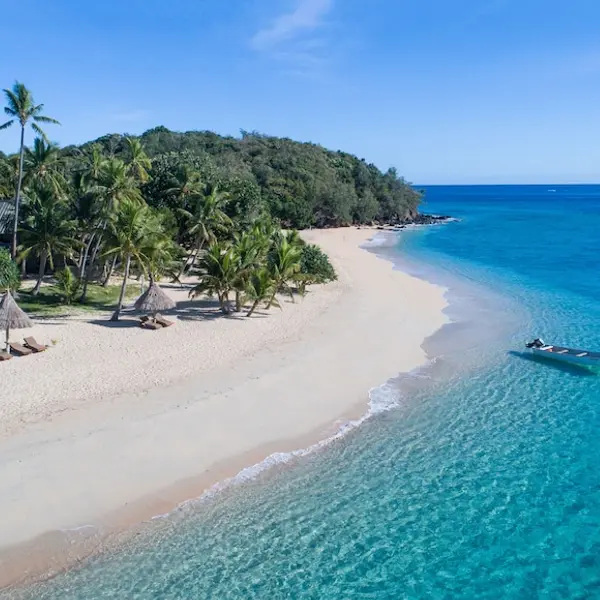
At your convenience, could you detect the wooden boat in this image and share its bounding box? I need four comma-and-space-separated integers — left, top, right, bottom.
525, 339, 600, 367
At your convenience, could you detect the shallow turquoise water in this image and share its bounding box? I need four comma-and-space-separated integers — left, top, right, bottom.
13, 185, 600, 599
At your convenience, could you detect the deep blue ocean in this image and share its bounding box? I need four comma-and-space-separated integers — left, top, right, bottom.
12, 185, 600, 599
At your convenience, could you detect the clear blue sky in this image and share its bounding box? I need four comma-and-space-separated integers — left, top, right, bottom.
1, 0, 599, 184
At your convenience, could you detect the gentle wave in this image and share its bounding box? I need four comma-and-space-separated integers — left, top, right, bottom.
150, 363, 436, 521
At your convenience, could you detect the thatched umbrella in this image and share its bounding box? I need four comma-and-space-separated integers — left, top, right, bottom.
134, 282, 176, 318
0, 291, 33, 351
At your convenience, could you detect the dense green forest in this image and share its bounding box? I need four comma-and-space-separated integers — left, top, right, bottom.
62, 126, 422, 229
0, 82, 419, 320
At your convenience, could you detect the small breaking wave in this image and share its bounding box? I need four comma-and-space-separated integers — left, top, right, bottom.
151, 370, 437, 521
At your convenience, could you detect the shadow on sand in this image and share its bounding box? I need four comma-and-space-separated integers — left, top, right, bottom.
508, 350, 597, 377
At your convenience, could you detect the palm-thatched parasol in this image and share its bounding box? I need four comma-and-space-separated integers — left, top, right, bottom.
134, 282, 176, 317
0, 291, 33, 351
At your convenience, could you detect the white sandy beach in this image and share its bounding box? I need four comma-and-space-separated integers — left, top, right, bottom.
0, 228, 448, 588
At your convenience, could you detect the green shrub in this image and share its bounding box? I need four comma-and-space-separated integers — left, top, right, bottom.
0, 248, 20, 292
300, 244, 337, 284
56, 267, 81, 304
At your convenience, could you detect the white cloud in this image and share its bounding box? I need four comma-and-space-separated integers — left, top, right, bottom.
251, 0, 334, 51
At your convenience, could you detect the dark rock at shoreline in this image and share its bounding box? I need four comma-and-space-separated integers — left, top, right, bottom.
407, 213, 453, 225
370, 214, 454, 228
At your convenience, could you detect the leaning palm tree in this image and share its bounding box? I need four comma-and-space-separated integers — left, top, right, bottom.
1, 82, 60, 259
103, 199, 151, 321
18, 184, 79, 295
189, 240, 239, 314
231, 229, 268, 311
244, 269, 279, 317
177, 185, 232, 279
267, 236, 302, 308
80, 158, 142, 298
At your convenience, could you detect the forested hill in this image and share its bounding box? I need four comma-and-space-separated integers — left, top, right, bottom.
64, 127, 421, 229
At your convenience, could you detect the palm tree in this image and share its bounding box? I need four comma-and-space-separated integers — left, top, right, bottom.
1, 82, 60, 259
97, 158, 142, 214
231, 229, 268, 311
125, 137, 151, 183
190, 241, 239, 314
80, 158, 142, 297
23, 137, 65, 192
167, 165, 204, 200
245, 269, 279, 317
103, 199, 151, 321
139, 212, 178, 284
177, 185, 232, 278
267, 236, 302, 308
79, 145, 108, 187
18, 184, 79, 295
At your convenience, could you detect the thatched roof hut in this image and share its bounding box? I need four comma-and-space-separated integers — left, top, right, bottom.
0, 291, 33, 350
134, 282, 176, 316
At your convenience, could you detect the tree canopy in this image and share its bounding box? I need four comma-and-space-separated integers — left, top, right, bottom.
65, 127, 421, 230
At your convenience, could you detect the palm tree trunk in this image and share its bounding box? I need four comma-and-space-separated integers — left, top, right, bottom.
176, 238, 203, 281
102, 255, 117, 287
111, 254, 131, 321
79, 232, 95, 278
235, 290, 242, 312
266, 288, 278, 309
80, 231, 103, 302
11, 126, 26, 260
246, 299, 260, 317
32, 250, 47, 296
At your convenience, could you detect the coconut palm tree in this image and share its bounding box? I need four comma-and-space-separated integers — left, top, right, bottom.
231, 229, 268, 311
177, 185, 232, 278
139, 212, 178, 284
267, 236, 302, 308
97, 158, 142, 214
18, 184, 79, 295
79, 145, 108, 187
103, 199, 151, 321
22, 137, 65, 192
125, 137, 151, 184
80, 158, 142, 297
1, 82, 60, 259
245, 269, 279, 317
167, 165, 204, 200
190, 240, 239, 314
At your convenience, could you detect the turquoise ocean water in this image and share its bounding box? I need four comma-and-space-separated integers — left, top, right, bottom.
12, 185, 600, 599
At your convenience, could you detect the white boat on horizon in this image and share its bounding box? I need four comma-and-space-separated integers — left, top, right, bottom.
525, 339, 600, 368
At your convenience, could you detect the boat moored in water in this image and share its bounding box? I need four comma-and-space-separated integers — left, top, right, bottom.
525, 338, 600, 367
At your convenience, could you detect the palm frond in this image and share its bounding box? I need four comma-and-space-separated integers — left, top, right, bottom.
0, 120, 14, 130
34, 115, 61, 125
31, 122, 49, 142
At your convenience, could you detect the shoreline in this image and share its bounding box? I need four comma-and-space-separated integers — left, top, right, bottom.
0, 228, 449, 591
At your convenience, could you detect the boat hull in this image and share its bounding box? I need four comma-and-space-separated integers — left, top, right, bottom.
531, 348, 600, 367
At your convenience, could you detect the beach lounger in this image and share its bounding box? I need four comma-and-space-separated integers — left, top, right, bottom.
0, 351, 12, 361
24, 336, 47, 352
9, 342, 33, 356
155, 314, 174, 328
140, 320, 162, 330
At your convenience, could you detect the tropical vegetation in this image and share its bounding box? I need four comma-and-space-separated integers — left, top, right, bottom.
0, 82, 424, 319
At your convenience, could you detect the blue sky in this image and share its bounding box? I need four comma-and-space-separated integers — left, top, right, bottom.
1, 0, 599, 184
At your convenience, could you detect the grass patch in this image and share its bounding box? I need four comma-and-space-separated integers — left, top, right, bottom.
17, 283, 140, 317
